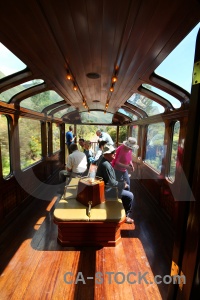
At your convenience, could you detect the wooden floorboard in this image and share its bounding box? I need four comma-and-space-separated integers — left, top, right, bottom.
0, 189, 172, 300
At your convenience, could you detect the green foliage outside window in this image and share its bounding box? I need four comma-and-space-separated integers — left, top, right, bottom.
52, 123, 60, 153
0, 115, 11, 177
145, 123, 165, 172
169, 121, 180, 181
19, 118, 42, 169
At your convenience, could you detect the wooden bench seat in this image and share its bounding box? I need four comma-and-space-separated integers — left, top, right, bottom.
53, 179, 126, 247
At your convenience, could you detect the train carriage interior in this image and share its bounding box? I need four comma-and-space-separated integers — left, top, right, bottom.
0, 0, 200, 299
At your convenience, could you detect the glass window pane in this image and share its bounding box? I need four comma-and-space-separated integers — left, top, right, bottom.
52, 123, 60, 153
118, 108, 138, 120
20, 90, 63, 112
127, 93, 164, 116
155, 22, 200, 93
0, 115, 11, 177
131, 125, 139, 157
19, 118, 42, 169
0, 79, 44, 103
142, 84, 181, 109
145, 123, 165, 172
0, 42, 26, 79
118, 126, 128, 143
53, 106, 76, 118
169, 121, 180, 181
80, 111, 113, 123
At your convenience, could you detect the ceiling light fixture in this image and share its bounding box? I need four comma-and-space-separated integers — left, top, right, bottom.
73, 84, 78, 91
112, 76, 117, 83
110, 86, 114, 92
66, 70, 72, 80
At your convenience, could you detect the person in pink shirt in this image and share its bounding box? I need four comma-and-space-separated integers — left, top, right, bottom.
112, 137, 139, 190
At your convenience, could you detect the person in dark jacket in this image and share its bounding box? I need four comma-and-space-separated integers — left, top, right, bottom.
96, 144, 134, 224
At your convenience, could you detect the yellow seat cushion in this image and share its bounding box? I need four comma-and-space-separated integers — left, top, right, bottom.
89, 200, 126, 222
54, 199, 89, 221
68, 178, 79, 186
64, 186, 78, 199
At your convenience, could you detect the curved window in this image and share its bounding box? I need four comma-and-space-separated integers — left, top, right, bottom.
52, 123, 60, 153
145, 123, 165, 172
142, 84, 181, 109
53, 106, 76, 118
155, 22, 200, 93
19, 118, 42, 169
118, 108, 138, 120
0, 79, 44, 103
0, 42, 26, 79
80, 111, 113, 124
0, 115, 11, 177
20, 90, 63, 112
127, 93, 164, 116
169, 121, 180, 181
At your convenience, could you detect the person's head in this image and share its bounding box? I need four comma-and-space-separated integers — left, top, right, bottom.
96, 130, 102, 137
69, 126, 73, 132
79, 138, 85, 147
84, 140, 92, 150
99, 140, 107, 150
69, 143, 78, 153
102, 144, 116, 162
123, 137, 139, 151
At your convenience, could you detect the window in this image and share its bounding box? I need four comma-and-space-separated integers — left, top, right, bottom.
80, 111, 113, 124
0, 42, 26, 79
19, 118, 42, 169
0, 115, 11, 177
119, 126, 127, 143
52, 123, 60, 153
142, 84, 181, 109
127, 93, 164, 116
155, 22, 200, 93
145, 123, 165, 172
169, 121, 180, 181
131, 125, 139, 157
0, 79, 44, 103
20, 90, 63, 112
118, 108, 138, 121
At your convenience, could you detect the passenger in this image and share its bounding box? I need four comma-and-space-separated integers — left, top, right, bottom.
83, 140, 94, 171
96, 129, 114, 145
96, 144, 134, 224
78, 138, 85, 152
59, 143, 87, 183
66, 126, 76, 153
112, 137, 139, 190
92, 140, 107, 166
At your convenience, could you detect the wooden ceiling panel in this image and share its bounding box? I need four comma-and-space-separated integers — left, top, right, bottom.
0, 0, 200, 123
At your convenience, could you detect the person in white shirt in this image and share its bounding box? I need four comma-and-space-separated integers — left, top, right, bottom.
59, 143, 87, 182
96, 130, 114, 145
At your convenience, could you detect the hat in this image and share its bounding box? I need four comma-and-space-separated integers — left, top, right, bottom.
103, 144, 116, 154
123, 137, 139, 150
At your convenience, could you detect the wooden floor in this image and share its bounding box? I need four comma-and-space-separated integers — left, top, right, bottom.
0, 187, 172, 300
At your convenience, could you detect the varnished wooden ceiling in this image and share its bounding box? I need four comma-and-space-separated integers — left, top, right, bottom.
0, 0, 200, 124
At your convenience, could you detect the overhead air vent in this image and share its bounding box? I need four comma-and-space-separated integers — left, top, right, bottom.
93, 100, 100, 102
86, 72, 100, 79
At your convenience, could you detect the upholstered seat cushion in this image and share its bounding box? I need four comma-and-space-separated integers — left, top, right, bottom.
54, 199, 89, 221
64, 177, 79, 199
89, 200, 125, 222
53, 198, 125, 222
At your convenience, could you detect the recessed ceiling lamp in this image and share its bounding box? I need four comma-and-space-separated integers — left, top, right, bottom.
86, 72, 100, 79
